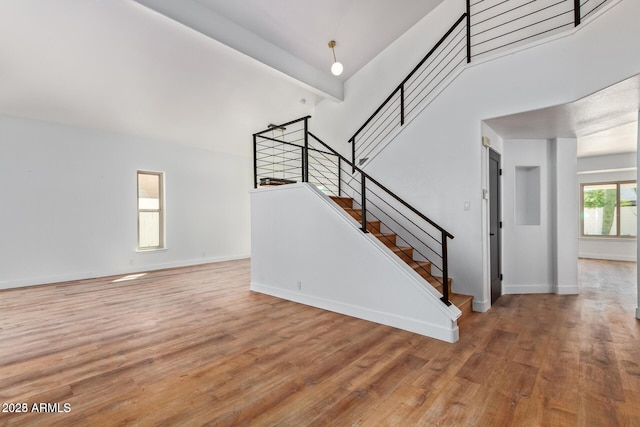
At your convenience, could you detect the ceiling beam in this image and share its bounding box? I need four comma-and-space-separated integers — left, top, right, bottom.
134, 0, 344, 102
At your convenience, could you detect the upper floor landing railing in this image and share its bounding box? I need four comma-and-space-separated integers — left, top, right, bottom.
349, 0, 617, 168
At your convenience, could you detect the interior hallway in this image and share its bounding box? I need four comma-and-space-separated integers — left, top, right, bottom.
0, 259, 638, 425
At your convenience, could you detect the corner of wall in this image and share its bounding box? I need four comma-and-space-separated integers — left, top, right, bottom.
472, 299, 491, 312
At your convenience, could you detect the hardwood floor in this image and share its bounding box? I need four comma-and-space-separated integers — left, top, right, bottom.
0, 259, 638, 426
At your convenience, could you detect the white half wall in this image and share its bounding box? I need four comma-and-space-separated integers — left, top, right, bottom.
0, 115, 252, 289
250, 183, 460, 343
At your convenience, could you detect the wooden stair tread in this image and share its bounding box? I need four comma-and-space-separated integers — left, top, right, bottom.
450, 293, 473, 314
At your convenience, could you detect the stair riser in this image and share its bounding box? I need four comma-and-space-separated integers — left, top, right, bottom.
329, 196, 354, 209
366, 222, 381, 233
393, 249, 414, 263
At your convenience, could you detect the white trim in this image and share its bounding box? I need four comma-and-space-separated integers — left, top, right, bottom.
473, 299, 491, 313
503, 283, 553, 294
555, 286, 579, 295
636, 307, 640, 319
579, 253, 636, 262
0, 254, 250, 290
250, 281, 459, 343
578, 167, 637, 175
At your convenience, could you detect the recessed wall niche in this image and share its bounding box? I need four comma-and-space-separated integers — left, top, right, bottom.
515, 166, 541, 226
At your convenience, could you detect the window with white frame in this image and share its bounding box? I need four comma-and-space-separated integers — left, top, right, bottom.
137, 171, 164, 249
581, 181, 637, 238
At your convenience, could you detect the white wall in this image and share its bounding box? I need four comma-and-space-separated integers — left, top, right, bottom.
637, 110, 640, 320
312, 0, 639, 305
578, 153, 637, 261
0, 115, 251, 289
499, 138, 578, 294
502, 140, 554, 293
250, 183, 460, 343
554, 138, 579, 295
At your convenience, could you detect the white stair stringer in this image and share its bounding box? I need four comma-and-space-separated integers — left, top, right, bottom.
250, 183, 461, 343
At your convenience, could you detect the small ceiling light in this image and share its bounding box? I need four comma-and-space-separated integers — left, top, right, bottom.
328, 40, 343, 76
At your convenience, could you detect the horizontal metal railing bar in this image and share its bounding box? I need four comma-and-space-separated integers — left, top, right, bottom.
405, 33, 466, 107
309, 131, 454, 239
253, 116, 311, 137
345, 180, 444, 253
471, 0, 567, 34
256, 166, 302, 174
359, 115, 401, 161
472, 0, 554, 27
404, 24, 466, 96
354, 95, 400, 149
399, 13, 467, 89
471, 0, 510, 16
471, 21, 572, 56
472, 11, 572, 47
581, 0, 609, 19
348, 13, 467, 144
255, 153, 301, 161
357, 195, 444, 265
407, 50, 467, 116
255, 144, 302, 153
256, 137, 337, 158
357, 104, 401, 159
256, 135, 303, 147
365, 187, 443, 248
308, 166, 338, 189
342, 184, 444, 277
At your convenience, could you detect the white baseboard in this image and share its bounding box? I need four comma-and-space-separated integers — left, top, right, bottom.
555, 285, 579, 295
503, 283, 553, 294
579, 253, 636, 262
473, 299, 491, 312
636, 307, 640, 320
251, 281, 459, 343
0, 254, 250, 290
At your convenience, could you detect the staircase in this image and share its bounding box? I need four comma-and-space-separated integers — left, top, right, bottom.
330, 195, 473, 321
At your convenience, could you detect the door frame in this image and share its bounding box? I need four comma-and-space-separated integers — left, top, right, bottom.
489, 148, 502, 304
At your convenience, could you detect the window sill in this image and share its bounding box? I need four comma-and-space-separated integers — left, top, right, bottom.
136, 247, 168, 253
579, 237, 636, 241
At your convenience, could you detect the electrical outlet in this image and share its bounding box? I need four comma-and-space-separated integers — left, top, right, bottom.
296, 281, 302, 290
464, 201, 470, 211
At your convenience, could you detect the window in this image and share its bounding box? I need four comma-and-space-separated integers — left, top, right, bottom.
137, 171, 164, 249
581, 181, 636, 238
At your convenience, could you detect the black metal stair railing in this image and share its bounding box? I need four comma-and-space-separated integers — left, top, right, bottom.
348, 0, 616, 169
253, 117, 455, 307
348, 12, 469, 171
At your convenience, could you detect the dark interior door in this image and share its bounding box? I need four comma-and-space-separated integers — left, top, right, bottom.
489, 149, 502, 304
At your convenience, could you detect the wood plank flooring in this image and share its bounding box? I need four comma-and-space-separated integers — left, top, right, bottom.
0, 258, 638, 426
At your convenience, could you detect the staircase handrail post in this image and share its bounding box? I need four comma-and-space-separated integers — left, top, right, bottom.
574, 0, 581, 26
400, 83, 405, 126
440, 230, 451, 306
350, 137, 356, 174
466, 1, 471, 63
361, 174, 368, 233
253, 134, 258, 189
303, 116, 309, 182
338, 157, 342, 197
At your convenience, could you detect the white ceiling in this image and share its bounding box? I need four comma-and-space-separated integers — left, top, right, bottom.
0, 0, 445, 157
191, 0, 446, 82
484, 75, 640, 158
2, 0, 637, 159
